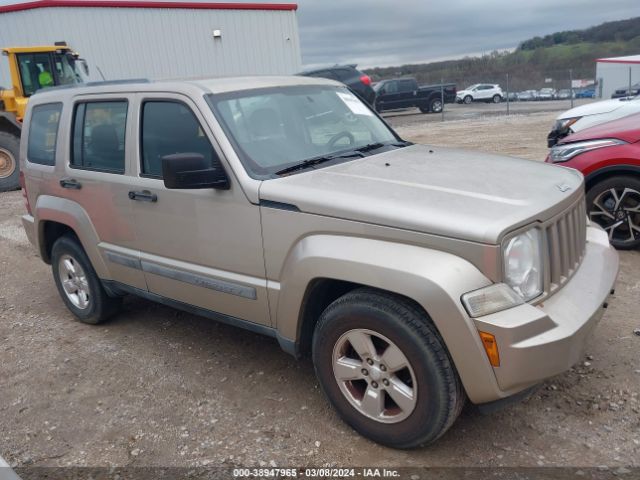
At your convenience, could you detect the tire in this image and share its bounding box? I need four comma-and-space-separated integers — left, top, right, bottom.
0, 131, 20, 192
463, 95, 473, 104
51, 235, 122, 324
492, 94, 502, 104
427, 98, 443, 114
312, 288, 465, 449
586, 175, 640, 250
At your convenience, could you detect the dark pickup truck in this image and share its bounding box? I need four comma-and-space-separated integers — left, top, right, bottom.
373, 77, 457, 114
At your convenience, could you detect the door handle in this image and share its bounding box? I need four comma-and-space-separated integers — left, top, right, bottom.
60, 178, 82, 189
128, 190, 157, 203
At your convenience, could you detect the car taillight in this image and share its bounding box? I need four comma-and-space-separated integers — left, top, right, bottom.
19, 171, 32, 215
360, 75, 372, 86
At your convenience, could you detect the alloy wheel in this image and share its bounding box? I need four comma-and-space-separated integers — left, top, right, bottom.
589, 187, 640, 244
58, 254, 91, 310
332, 328, 417, 423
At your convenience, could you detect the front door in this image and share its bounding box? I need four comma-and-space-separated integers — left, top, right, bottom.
127, 94, 271, 327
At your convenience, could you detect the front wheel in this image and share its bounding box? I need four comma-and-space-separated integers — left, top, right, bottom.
463, 95, 473, 104
492, 94, 502, 103
0, 131, 20, 192
586, 176, 640, 250
312, 288, 465, 448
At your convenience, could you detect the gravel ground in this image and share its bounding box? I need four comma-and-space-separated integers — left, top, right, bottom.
1, 110, 639, 471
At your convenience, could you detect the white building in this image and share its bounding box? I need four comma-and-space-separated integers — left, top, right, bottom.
0, 0, 301, 87
595, 54, 640, 99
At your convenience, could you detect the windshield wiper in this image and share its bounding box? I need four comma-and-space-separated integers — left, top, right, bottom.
275, 151, 364, 176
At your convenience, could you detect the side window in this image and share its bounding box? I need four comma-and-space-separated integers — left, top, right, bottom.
141, 101, 216, 177
17, 53, 55, 97
385, 81, 398, 94
27, 103, 62, 166
72, 101, 128, 173
398, 80, 414, 92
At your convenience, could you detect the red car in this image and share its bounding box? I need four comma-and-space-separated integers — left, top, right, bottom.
546, 112, 640, 249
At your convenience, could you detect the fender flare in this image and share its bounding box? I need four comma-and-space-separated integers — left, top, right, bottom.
274, 234, 502, 402
34, 195, 110, 278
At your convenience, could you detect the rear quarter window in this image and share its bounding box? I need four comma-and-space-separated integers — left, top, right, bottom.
27, 103, 63, 166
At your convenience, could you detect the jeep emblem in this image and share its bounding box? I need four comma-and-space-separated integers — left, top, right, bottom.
556, 183, 572, 192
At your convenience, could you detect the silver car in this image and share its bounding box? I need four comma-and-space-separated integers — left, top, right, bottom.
20, 76, 618, 448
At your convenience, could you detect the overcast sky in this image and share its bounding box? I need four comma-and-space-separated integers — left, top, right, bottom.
0, 0, 637, 68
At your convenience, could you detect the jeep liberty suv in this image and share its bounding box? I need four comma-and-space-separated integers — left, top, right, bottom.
20, 76, 618, 448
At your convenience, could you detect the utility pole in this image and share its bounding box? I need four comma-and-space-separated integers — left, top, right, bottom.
440, 78, 445, 122
506, 73, 510, 116
569, 69, 574, 108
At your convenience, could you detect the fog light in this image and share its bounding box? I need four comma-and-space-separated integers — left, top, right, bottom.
479, 331, 500, 367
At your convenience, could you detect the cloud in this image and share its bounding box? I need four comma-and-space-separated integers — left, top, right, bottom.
295, 0, 638, 68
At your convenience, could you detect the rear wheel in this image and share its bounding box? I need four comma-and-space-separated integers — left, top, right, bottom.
587, 176, 640, 250
51, 235, 122, 324
312, 288, 465, 448
492, 94, 502, 103
0, 131, 20, 192
427, 98, 443, 114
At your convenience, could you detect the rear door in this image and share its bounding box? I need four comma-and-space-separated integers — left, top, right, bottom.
127, 93, 271, 327
59, 94, 147, 290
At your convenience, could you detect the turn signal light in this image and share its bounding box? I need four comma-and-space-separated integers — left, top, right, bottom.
479, 331, 500, 367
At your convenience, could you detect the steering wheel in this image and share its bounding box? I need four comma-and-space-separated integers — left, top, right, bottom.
328, 131, 355, 149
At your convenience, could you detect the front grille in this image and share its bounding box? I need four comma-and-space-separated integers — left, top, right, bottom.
543, 197, 587, 296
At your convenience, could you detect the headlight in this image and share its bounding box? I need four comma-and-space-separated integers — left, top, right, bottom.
553, 117, 580, 133
503, 228, 543, 301
549, 138, 627, 163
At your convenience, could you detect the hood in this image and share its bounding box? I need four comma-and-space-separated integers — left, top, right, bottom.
561, 112, 640, 144
557, 96, 640, 120
259, 145, 583, 244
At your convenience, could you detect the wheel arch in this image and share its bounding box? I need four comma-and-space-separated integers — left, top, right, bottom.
584, 165, 640, 191
0, 112, 22, 138
34, 195, 109, 277
274, 234, 501, 403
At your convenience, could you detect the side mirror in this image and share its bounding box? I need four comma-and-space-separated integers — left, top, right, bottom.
162, 153, 230, 190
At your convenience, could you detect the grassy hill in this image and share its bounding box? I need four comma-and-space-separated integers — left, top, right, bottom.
365, 17, 640, 92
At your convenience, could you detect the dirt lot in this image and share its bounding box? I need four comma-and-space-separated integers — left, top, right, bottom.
1, 109, 639, 471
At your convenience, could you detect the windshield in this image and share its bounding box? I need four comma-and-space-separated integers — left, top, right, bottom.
207, 85, 399, 178
53, 52, 85, 86
465, 84, 480, 91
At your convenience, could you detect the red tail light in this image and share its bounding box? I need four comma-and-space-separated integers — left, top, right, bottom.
360, 75, 372, 86
19, 171, 32, 215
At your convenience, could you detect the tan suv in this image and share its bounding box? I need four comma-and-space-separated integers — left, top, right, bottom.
20, 76, 618, 448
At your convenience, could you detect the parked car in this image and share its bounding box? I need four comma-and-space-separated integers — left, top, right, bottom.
373, 77, 456, 114
547, 95, 640, 146
299, 64, 376, 106
506, 91, 518, 102
456, 84, 503, 104
21, 76, 617, 449
557, 89, 575, 100
537, 88, 557, 100
517, 90, 538, 101
611, 83, 640, 99
547, 112, 640, 249
575, 88, 596, 99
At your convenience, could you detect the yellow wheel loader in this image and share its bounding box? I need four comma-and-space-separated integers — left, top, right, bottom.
0, 42, 88, 191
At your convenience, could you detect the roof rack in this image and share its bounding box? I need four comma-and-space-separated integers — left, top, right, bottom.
35, 78, 151, 93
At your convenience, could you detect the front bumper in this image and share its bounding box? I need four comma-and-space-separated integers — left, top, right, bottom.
473, 225, 618, 395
